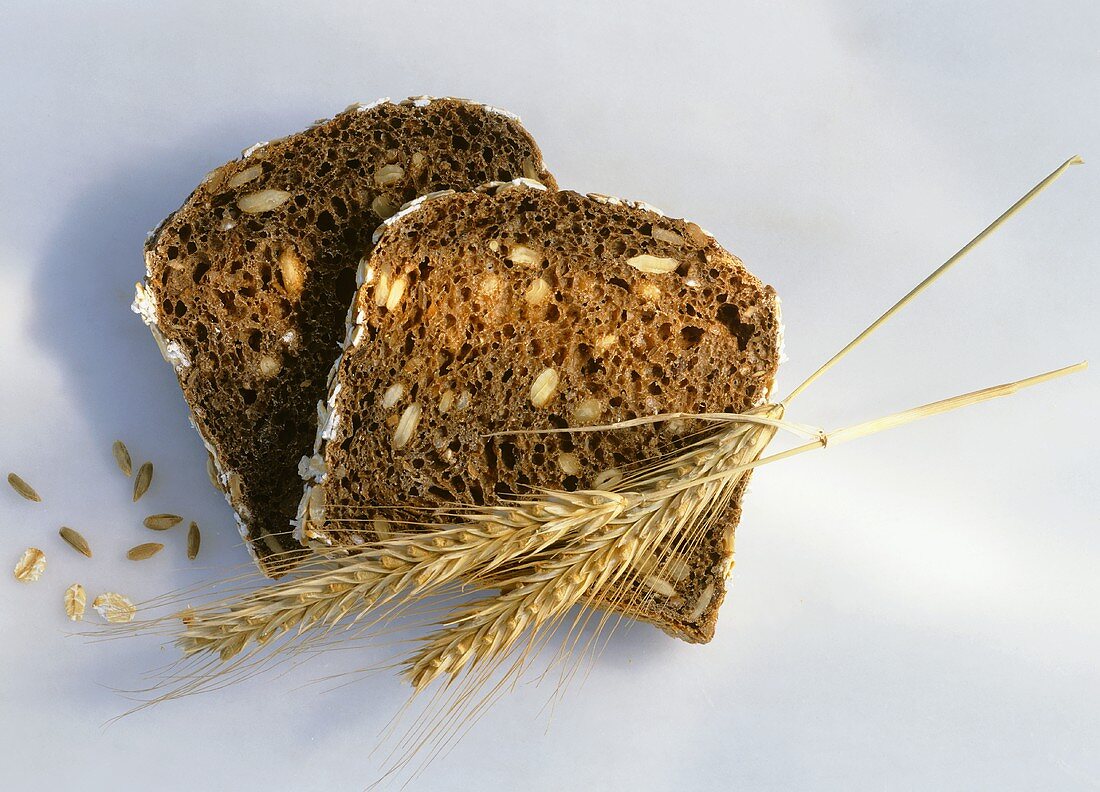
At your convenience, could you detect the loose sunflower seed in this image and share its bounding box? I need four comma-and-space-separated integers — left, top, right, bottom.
64, 583, 86, 621
59, 526, 92, 558
127, 542, 164, 560
112, 440, 133, 476
13, 547, 46, 582
92, 592, 136, 623
133, 462, 153, 501
7, 473, 41, 502
187, 521, 201, 560
143, 513, 182, 531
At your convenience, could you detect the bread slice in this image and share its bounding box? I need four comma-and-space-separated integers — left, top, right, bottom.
297, 181, 782, 642
133, 98, 556, 574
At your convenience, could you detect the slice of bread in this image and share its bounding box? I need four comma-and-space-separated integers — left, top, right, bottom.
133, 98, 556, 574
297, 181, 782, 642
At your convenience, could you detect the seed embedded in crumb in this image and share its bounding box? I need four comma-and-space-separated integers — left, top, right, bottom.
258, 355, 281, 378
573, 398, 605, 425
385, 276, 407, 310
651, 226, 686, 246
684, 222, 710, 246
13, 547, 46, 582
7, 473, 41, 502
112, 441, 132, 476
557, 453, 582, 476
187, 522, 201, 560
127, 542, 164, 561
226, 164, 263, 188
382, 383, 405, 409
143, 513, 182, 531
686, 583, 716, 621
374, 164, 404, 187
64, 583, 86, 621
393, 403, 422, 450
524, 277, 551, 305
93, 592, 136, 623
59, 527, 92, 558
626, 254, 679, 274
371, 194, 399, 219
507, 245, 542, 267
373, 262, 392, 307
530, 368, 560, 408
278, 248, 306, 299
437, 389, 455, 413
642, 575, 678, 598
237, 188, 292, 214
133, 462, 153, 501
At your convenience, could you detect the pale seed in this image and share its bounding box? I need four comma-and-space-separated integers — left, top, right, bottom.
382, 383, 405, 409
133, 462, 153, 501
651, 226, 686, 246
524, 277, 551, 305
59, 526, 92, 558
127, 542, 164, 560
374, 164, 404, 187
93, 592, 136, 623
557, 453, 582, 476
626, 254, 679, 274
226, 164, 263, 188
507, 245, 542, 267
13, 547, 46, 582
278, 248, 306, 299
237, 188, 292, 214
112, 440, 132, 476
385, 276, 407, 311
143, 513, 182, 531
187, 522, 201, 560
393, 403, 422, 450
7, 473, 41, 502
529, 367, 560, 408
64, 583, 86, 621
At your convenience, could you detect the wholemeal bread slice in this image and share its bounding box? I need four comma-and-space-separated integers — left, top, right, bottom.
296, 181, 782, 642
133, 98, 556, 574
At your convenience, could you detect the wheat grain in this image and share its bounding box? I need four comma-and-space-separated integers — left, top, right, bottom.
187, 522, 201, 560
7, 473, 41, 502
128, 542, 164, 560
144, 514, 182, 531
59, 526, 92, 558
113, 441, 133, 476
133, 462, 153, 501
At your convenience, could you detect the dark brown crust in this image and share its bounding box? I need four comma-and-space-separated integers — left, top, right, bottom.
313, 186, 781, 641
140, 99, 555, 574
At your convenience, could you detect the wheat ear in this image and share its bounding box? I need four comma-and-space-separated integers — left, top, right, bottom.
404, 407, 781, 689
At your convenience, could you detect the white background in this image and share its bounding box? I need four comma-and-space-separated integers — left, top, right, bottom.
1, 2, 1097, 790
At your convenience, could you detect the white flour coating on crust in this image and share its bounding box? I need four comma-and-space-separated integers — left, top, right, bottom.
353, 97, 392, 112
241, 141, 268, 159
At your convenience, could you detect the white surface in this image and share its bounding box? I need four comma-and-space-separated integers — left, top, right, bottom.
1, 2, 1098, 790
